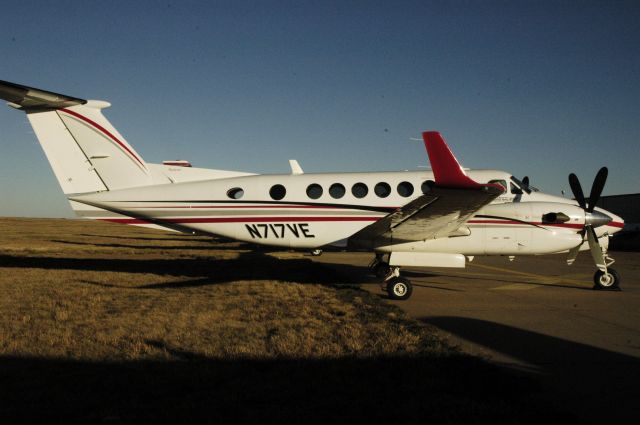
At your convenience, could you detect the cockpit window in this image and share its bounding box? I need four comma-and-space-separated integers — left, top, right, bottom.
488, 179, 507, 194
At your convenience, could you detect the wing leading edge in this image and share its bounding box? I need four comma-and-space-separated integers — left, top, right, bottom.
348, 132, 502, 248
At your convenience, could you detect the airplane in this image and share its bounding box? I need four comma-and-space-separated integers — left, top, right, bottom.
0, 79, 625, 300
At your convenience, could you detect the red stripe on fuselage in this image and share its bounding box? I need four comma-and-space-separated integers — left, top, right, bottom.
469, 218, 624, 230
60, 108, 146, 168
469, 219, 582, 229
100, 216, 380, 225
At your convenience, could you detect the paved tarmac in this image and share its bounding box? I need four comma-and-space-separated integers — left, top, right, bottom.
314, 250, 640, 424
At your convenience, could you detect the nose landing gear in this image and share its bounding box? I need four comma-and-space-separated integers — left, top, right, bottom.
591, 252, 621, 291
593, 267, 621, 290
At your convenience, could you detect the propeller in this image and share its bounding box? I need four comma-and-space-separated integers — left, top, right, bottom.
520, 176, 535, 194
566, 167, 612, 269
569, 167, 608, 212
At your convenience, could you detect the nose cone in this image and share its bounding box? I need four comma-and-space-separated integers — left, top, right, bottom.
589, 208, 625, 234
606, 211, 625, 234
585, 210, 612, 228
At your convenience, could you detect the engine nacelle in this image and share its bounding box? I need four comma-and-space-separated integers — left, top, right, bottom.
480, 202, 584, 254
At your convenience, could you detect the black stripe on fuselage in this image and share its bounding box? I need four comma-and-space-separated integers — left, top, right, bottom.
107, 200, 399, 214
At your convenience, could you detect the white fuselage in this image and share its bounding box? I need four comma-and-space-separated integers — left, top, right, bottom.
72, 168, 624, 256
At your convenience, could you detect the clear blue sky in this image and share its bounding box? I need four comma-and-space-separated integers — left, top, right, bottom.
0, 0, 638, 217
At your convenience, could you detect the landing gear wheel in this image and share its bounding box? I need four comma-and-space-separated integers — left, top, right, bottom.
373, 262, 390, 278
593, 268, 621, 291
310, 249, 323, 256
386, 277, 413, 301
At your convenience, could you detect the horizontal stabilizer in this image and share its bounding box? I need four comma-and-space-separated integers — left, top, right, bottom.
0, 80, 86, 111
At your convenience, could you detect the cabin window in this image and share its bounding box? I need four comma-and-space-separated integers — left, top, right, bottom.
329, 183, 346, 199
352, 182, 368, 198
421, 180, 434, 194
397, 181, 414, 197
269, 184, 286, 200
306, 184, 323, 199
488, 179, 507, 194
374, 182, 391, 198
227, 187, 244, 200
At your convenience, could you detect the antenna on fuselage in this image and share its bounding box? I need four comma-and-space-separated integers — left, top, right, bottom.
289, 159, 304, 175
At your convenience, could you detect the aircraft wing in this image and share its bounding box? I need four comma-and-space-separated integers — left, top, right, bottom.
349, 185, 501, 246
349, 132, 503, 247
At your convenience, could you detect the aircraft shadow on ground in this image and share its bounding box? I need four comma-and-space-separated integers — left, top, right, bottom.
0, 251, 367, 288
0, 250, 591, 293
78, 233, 220, 243
402, 265, 596, 291
0, 348, 574, 425
421, 316, 640, 424
51, 239, 245, 251
433, 272, 595, 291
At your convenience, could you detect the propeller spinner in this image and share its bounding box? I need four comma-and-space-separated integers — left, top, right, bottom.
568, 167, 612, 228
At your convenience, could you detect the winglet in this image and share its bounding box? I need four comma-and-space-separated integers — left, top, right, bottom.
422, 131, 500, 191
422, 131, 480, 188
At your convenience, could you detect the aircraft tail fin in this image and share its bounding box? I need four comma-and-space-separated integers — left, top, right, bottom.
0, 80, 153, 195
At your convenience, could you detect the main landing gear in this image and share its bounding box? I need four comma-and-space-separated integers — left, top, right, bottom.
369, 254, 413, 301
368, 253, 390, 278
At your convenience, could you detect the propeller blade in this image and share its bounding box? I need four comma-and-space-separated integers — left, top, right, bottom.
587, 167, 608, 213
569, 173, 586, 209
521, 176, 531, 194
586, 225, 607, 272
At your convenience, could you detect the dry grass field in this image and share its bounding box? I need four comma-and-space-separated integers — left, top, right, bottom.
0, 218, 574, 424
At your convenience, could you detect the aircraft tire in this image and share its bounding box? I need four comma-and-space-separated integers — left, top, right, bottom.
387, 277, 413, 301
593, 268, 621, 290
310, 249, 323, 256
